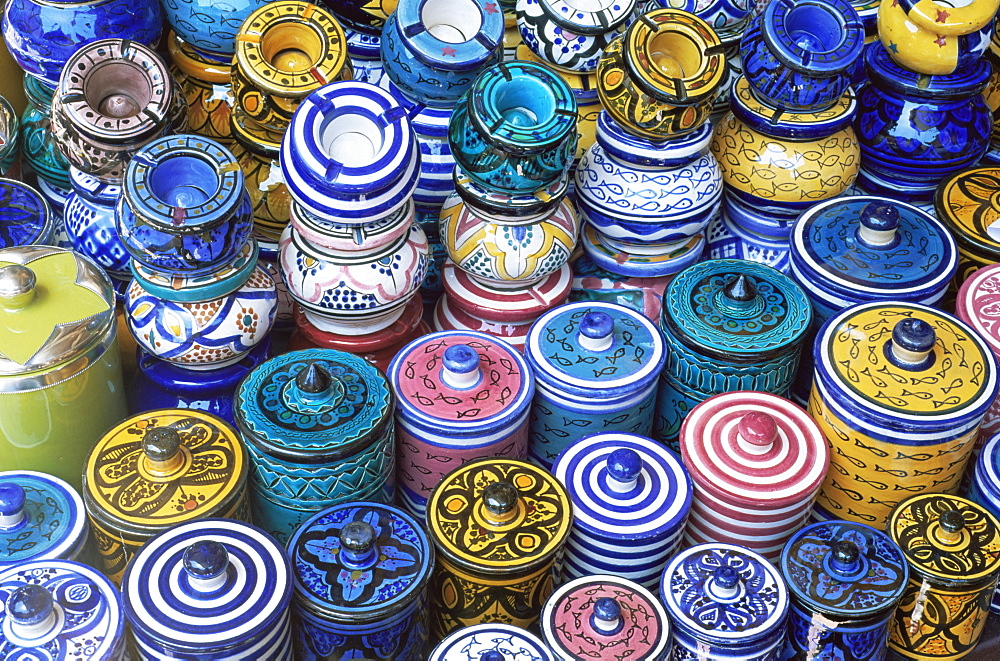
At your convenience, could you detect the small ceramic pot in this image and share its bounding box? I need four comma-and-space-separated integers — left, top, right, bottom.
449, 61, 578, 194
232, 1, 352, 133
386, 89, 457, 215
167, 32, 235, 146
649, 0, 753, 40
740, 0, 864, 112
431, 623, 553, 660
0, 95, 18, 179
63, 168, 131, 285
877, 0, 997, 75
516, 0, 635, 73
967, 432, 1000, 613
290, 197, 415, 253
19, 75, 70, 192
163, 0, 269, 60
0, 178, 53, 248
935, 166, 1000, 288
230, 106, 292, 242
130, 237, 261, 304
597, 9, 727, 141
569, 254, 672, 323
957, 264, 1000, 465
0, 471, 87, 569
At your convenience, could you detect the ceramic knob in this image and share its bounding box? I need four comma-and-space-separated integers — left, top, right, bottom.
516, 0, 635, 73
0, 483, 25, 529
6, 584, 56, 635
877, 0, 998, 75
339, 520, 379, 568
163, 0, 269, 60
182, 540, 230, 591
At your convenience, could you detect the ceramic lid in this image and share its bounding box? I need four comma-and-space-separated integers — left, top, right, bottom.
542, 574, 671, 661
287, 502, 432, 622
0, 179, 53, 248
122, 519, 291, 651
0, 471, 86, 569
866, 43, 991, 100
780, 520, 909, 619
0, 246, 116, 377
730, 76, 856, 140
388, 330, 534, 437
427, 457, 572, 573
680, 391, 829, 508
442, 260, 573, 322
791, 197, 957, 306
0, 560, 123, 660
814, 302, 998, 427
234, 349, 394, 462
552, 433, 691, 541
82, 410, 248, 535
395, 0, 504, 70
540, 0, 634, 34
525, 301, 665, 399
661, 543, 789, 644
957, 263, 1000, 359
662, 259, 812, 363
888, 494, 1000, 586
430, 623, 553, 661
935, 166, 1000, 259
761, 0, 863, 74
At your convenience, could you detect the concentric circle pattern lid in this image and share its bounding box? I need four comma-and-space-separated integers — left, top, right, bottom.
680, 391, 829, 508
122, 519, 291, 649
542, 574, 671, 660
525, 302, 665, 397
287, 502, 432, 621
388, 331, 533, 434
552, 433, 691, 541
0, 179, 52, 248
83, 410, 247, 533
427, 458, 572, 572
888, 494, 1000, 584
935, 166, 1000, 258
0, 471, 85, 569
234, 349, 393, 462
661, 543, 788, 643
780, 521, 909, 619
792, 196, 957, 303
662, 259, 811, 362
956, 263, 1000, 357
430, 623, 553, 661
0, 560, 123, 660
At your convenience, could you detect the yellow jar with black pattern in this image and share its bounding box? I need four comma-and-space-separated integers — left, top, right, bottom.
167, 32, 235, 147
887, 494, 1000, 660
82, 409, 249, 584
230, 106, 292, 243
935, 166, 1000, 290
810, 302, 998, 529
426, 457, 572, 639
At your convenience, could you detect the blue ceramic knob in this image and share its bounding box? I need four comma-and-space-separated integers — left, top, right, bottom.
0, 483, 25, 528
481, 652, 505, 661
889, 318, 935, 370
339, 520, 379, 569
856, 201, 900, 247
606, 448, 641, 488
7, 584, 54, 627
182, 540, 229, 587
591, 597, 623, 635
442, 344, 482, 389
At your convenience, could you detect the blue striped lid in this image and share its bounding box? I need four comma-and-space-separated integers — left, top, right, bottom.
0, 472, 86, 569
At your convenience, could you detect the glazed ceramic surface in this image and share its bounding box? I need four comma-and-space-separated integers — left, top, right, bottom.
20, 76, 71, 192
0, 97, 18, 180
0, 178, 52, 248
967, 431, 1000, 613
876, 0, 997, 75
704, 206, 792, 273
516, 0, 634, 73
167, 34, 235, 146
935, 166, 1000, 287
0, 471, 87, 569
230, 107, 292, 242
163, 0, 269, 58
569, 254, 672, 323
430, 623, 553, 660
63, 168, 130, 281
957, 264, 1000, 461
649, 0, 753, 38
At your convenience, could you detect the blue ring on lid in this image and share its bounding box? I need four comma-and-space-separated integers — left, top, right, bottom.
0, 471, 86, 569
130, 238, 260, 303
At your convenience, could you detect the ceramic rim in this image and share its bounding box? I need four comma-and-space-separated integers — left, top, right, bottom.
762, 0, 863, 73
539, 0, 634, 34
394, 0, 504, 69
129, 238, 259, 303
729, 76, 857, 138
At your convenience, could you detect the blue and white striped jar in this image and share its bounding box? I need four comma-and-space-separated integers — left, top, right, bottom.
0, 471, 87, 570
966, 430, 1000, 613
387, 90, 456, 215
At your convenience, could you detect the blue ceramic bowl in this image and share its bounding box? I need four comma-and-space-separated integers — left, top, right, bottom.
0, 179, 53, 248
64, 168, 131, 278
161, 0, 269, 60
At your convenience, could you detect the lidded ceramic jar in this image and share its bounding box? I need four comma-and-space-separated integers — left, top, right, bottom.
654, 259, 812, 449
0, 179, 53, 248
163, 0, 268, 61
524, 301, 666, 469
430, 623, 553, 660
287, 501, 433, 660
542, 574, 671, 661
966, 431, 1000, 613
0, 560, 125, 660
388, 330, 534, 519
62, 169, 131, 289
426, 457, 572, 637
122, 519, 293, 659
82, 410, 250, 583
0, 246, 126, 491
233, 349, 395, 544
935, 166, 1000, 287
877, 0, 997, 75
0, 472, 87, 569
886, 494, 1000, 660
551, 432, 692, 588
660, 543, 790, 660
957, 263, 1000, 461
516, 0, 635, 73
810, 302, 999, 528
167, 33, 236, 145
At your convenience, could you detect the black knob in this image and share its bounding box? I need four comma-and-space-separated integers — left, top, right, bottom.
940, 509, 966, 534
483, 482, 519, 517
340, 521, 377, 555
892, 318, 935, 354
830, 541, 860, 572
142, 427, 182, 463
722, 274, 758, 303
295, 362, 332, 395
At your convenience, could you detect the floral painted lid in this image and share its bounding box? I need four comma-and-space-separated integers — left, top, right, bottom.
661, 259, 812, 362
552, 433, 691, 541
525, 301, 665, 399
888, 494, 1000, 585
122, 519, 291, 651
679, 391, 829, 508
234, 349, 394, 462
430, 623, 553, 661
956, 263, 1000, 359
541, 574, 671, 661
0, 560, 124, 660
0, 472, 86, 569
427, 458, 572, 573
780, 521, 909, 619
82, 410, 248, 535
287, 502, 432, 622
0, 179, 53, 248
661, 543, 788, 644
935, 166, 1000, 261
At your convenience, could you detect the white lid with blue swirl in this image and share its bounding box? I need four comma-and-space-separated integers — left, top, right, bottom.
0, 471, 86, 569
430, 622, 553, 661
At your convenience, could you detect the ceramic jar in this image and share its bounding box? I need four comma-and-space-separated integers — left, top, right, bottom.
20, 75, 71, 197
230, 107, 292, 242
233, 349, 395, 544
167, 33, 236, 145
551, 432, 691, 588
967, 431, 1000, 613
81, 410, 250, 583
856, 43, 991, 202
877, 0, 997, 75
516, 0, 634, 73
957, 263, 1000, 463
887, 494, 1000, 660
63, 169, 131, 288
810, 302, 999, 528
0, 471, 87, 569
0, 560, 125, 660
287, 501, 433, 660
0, 179, 52, 248
704, 206, 793, 273
779, 520, 909, 661
122, 519, 293, 659
388, 93, 455, 219
163, 0, 268, 61
343, 28, 392, 88
0, 247, 126, 491
935, 166, 1000, 287
426, 457, 572, 637
524, 301, 666, 469
431, 623, 553, 660
661, 543, 790, 660
388, 330, 534, 519
542, 574, 672, 661
0, 97, 18, 180
654, 259, 812, 449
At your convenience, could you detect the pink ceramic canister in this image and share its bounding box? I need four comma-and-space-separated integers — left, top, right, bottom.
956, 262, 1000, 461
679, 390, 830, 563
387, 330, 534, 519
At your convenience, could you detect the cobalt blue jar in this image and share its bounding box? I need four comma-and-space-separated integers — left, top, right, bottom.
388, 89, 456, 215
63, 168, 131, 291
0, 179, 53, 248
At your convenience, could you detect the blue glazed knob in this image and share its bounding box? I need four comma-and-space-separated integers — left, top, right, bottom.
340, 521, 379, 569
830, 541, 861, 574
0, 483, 26, 529
708, 565, 742, 600
6, 585, 54, 630
183, 540, 229, 592
483, 481, 519, 522
442, 344, 482, 389
857, 202, 900, 248
607, 448, 642, 493
889, 318, 936, 370
579, 311, 614, 352
142, 427, 183, 473
480, 652, 506, 661
591, 596, 623, 635
296, 362, 333, 396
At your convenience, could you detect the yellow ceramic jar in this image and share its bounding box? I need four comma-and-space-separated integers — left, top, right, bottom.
877, 0, 999, 75
230, 106, 292, 243
167, 32, 235, 146
934, 166, 1000, 288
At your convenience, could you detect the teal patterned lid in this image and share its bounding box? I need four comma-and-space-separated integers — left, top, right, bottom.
0, 471, 86, 569
661, 259, 812, 362
233, 349, 394, 462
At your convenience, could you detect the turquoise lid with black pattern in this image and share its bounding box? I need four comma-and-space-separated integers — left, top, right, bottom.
0, 471, 86, 569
